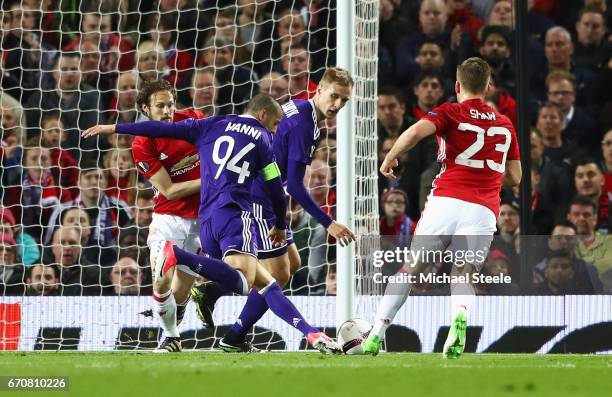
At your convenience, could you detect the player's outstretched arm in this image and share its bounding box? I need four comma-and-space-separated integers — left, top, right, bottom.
286, 159, 355, 246
262, 162, 287, 247
82, 119, 202, 143
380, 119, 437, 180
148, 168, 201, 200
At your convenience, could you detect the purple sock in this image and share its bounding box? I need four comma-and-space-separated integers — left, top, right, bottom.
173, 246, 247, 295
261, 282, 318, 336
230, 289, 270, 337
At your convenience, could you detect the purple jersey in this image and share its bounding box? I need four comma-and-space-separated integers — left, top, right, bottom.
251, 99, 319, 206
117, 114, 276, 221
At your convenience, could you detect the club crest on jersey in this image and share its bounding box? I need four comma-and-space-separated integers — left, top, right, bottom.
138, 161, 149, 172
470, 109, 496, 120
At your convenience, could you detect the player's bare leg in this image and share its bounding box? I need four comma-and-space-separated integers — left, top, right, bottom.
443, 262, 476, 359
363, 260, 430, 355
151, 241, 197, 353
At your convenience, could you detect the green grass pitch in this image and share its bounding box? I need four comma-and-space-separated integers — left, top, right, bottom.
0, 352, 610, 397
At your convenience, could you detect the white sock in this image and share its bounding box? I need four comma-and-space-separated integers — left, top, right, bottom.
371, 270, 411, 340
450, 282, 475, 321
153, 290, 179, 338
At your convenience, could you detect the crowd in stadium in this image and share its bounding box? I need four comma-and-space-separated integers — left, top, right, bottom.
0, 0, 611, 297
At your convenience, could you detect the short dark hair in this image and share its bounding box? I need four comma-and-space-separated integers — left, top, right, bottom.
456, 57, 491, 94
414, 70, 444, 88
546, 249, 572, 264
578, 4, 607, 26
538, 101, 564, 119
136, 79, 176, 111
573, 157, 602, 171
79, 157, 100, 174
27, 263, 60, 280
136, 188, 155, 202
41, 111, 61, 126
245, 93, 281, 114
552, 221, 577, 232
378, 86, 406, 104
569, 195, 597, 212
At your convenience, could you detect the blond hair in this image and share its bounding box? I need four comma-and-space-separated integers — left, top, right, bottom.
319, 67, 354, 87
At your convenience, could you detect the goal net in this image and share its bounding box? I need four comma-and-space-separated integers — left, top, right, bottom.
0, 0, 379, 351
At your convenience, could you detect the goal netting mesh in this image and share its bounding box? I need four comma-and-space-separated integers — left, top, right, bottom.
0, 0, 379, 351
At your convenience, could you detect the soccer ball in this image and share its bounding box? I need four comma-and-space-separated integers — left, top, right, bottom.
337, 318, 372, 355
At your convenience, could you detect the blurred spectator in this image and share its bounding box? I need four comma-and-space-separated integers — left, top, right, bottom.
573, 5, 611, 72
377, 86, 414, 143
144, 12, 194, 87
282, 44, 317, 100
59, 206, 116, 267
479, 249, 520, 294
189, 67, 219, 116
491, 198, 520, 266
0, 232, 24, 295
0, 92, 25, 194
314, 137, 336, 168
5, 141, 62, 242
601, 128, 612, 192
47, 226, 101, 296
24, 51, 108, 162
297, 0, 336, 74
535, 249, 596, 294
199, 35, 255, 113
275, 8, 308, 60
45, 158, 133, 247
325, 264, 337, 296
536, 102, 573, 167
103, 147, 138, 205
107, 256, 143, 296
108, 70, 139, 124
546, 71, 599, 151
210, 7, 250, 66
134, 189, 154, 229
78, 39, 112, 105
479, 25, 515, 96
530, 130, 572, 233
0, 206, 39, 266
288, 200, 327, 294
40, 112, 79, 201
304, 158, 334, 217
136, 41, 167, 82
567, 195, 612, 278
573, 158, 608, 232
117, 226, 149, 268
415, 41, 455, 97
486, 73, 516, 125
259, 72, 289, 104
533, 222, 602, 293
1, 0, 38, 102
63, 11, 135, 73
159, 0, 210, 51
237, 0, 275, 72
25, 263, 60, 296
394, 0, 472, 88
536, 26, 597, 107
409, 71, 446, 119
446, 0, 484, 47
379, 189, 416, 238
486, 0, 513, 26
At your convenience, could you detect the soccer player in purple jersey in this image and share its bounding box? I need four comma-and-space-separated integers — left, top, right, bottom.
82, 94, 340, 354
194, 67, 356, 352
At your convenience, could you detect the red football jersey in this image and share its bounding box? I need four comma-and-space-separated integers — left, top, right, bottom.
422, 98, 520, 217
131, 109, 205, 219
